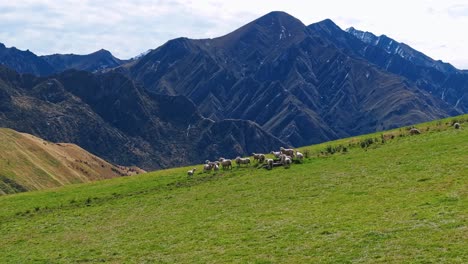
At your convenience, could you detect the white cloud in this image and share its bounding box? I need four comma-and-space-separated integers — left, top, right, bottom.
1, 0, 467, 68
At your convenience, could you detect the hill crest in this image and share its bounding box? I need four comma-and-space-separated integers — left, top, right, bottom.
0, 128, 145, 195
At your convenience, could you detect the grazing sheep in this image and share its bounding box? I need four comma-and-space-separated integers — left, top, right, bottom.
280, 147, 295, 158
219, 158, 232, 170
454, 122, 461, 129
259, 154, 266, 163
271, 151, 281, 158
409, 128, 421, 135
203, 163, 213, 173
187, 168, 196, 177
279, 154, 292, 166
296, 151, 304, 162
213, 164, 219, 172
252, 153, 266, 163
235, 156, 251, 167
266, 158, 274, 170
205, 160, 217, 166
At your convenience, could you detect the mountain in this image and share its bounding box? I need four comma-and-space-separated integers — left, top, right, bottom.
0, 65, 285, 170
0, 43, 55, 76
1, 114, 466, 262
123, 11, 456, 146
0, 42, 126, 76
308, 23, 467, 113
41, 49, 127, 73
0, 127, 145, 195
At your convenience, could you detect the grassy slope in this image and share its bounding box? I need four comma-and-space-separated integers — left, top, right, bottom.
0, 115, 466, 263
0, 128, 144, 194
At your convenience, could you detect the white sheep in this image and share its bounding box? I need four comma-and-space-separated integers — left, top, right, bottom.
219, 158, 232, 170
279, 154, 292, 168
187, 168, 196, 177
280, 147, 295, 158
296, 151, 304, 162
409, 128, 421, 135
213, 164, 219, 172
266, 158, 274, 170
271, 151, 281, 158
203, 163, 213, 173
252, 153, 266, 163
235, 156, 251, 167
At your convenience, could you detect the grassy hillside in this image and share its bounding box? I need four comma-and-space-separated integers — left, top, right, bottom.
0, 115, 466, 263
0, 128, 144, 194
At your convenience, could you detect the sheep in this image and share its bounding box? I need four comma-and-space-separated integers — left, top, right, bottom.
279, 154, 292, 167
409, 128, 421, 135
235, 156, 251, 167
205, 160, 217, 166
213, 164, 219, 172
266, 158, 274, 170
187, 168, 196, 177
296, 151, 304, 162
280, 147, 295, 158
259, 154, 266, 163
203, 163, 213, 173
271, 151, 281, 159
454, 122, 461, 129
252, 153, 266, 163
219, 158, 232, 170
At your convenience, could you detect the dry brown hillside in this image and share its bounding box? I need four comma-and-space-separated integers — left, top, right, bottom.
0, 128, 145, 194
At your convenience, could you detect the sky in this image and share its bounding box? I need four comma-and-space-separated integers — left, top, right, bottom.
1, 0, 468, 68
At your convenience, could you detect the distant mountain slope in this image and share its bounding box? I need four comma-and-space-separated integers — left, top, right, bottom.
124, 11, 455, 146
0, 42, 126, 76
307, 23, 467, 113
41, 49, 127, 73
0, 128, 145, 195
0, 43, 55, 76
0, 65, 284, 170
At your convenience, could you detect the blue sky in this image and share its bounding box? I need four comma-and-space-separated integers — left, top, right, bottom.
1, 0, 468, 68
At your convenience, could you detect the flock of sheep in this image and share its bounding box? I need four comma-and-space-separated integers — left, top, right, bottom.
187, 121, 463, 177
187, 147, 304, 176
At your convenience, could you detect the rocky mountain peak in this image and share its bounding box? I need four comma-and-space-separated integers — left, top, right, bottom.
312, 18, 343, 33
93, 49, 113, 57
253, 11, 306, 29
346, 27, 379, 44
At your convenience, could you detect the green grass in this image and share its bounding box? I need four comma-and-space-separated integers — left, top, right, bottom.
0, 115, 467, 263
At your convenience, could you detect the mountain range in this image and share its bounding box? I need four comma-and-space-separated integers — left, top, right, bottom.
0, 44, 126, 76
0, 11, 466, 170
122, 12, 461, 146
0, 65, 284, 170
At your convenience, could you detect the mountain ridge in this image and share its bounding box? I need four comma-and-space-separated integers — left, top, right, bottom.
0, 42, 127, 75
0, 65, 285, 170
306, 21, 467, 112
123, 11, 458, 147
